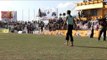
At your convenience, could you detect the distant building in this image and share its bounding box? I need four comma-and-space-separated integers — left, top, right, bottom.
1, 11, 17, 22
76, 0, 107, 20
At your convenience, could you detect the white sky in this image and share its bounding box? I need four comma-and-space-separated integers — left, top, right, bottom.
0, 0, 82, 21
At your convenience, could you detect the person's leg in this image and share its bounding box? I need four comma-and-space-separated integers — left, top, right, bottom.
98, 29, 103, 40
66, 31, 69, 40
70, 34, 74, 46
103, 29, 106, 41
66, 25, 70, 46
41, 27, 43, 32
66, 30, 69, 46
28, 30, 29, 33
40, 27, 42, 32
90, 29, 94, 38
69, 25, 74, 46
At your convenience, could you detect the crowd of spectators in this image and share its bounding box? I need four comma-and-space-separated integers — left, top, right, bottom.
75, 19, 99, 30
0, 21, 45, 34
0, 14, 102, 34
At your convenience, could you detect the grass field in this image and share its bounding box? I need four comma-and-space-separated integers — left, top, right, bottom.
0, 33, 107, 60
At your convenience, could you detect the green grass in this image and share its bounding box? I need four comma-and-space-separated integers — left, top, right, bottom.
0, 33, 107, 60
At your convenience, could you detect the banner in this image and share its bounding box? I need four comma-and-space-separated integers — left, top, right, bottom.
1, 11, 12, 19
1, 11, 17, 22
0, 29, 9, 33
42, 30, 106, 38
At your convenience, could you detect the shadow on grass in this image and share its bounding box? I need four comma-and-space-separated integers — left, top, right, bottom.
75, 45, 107, 49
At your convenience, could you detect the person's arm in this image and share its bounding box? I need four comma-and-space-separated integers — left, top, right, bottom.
66, 16, 68, 22
64, 16, 68, 26
73, 17, 77, 28
73, 18, 76, 25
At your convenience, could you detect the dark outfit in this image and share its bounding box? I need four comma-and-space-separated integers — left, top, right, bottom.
90, 26, 94, 38
98, 18, 107, 41
39, 21, 44, 32
66, 25, 73, 42
66, 15, 74, 42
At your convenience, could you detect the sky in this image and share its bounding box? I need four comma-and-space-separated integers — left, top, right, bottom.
0, 0, 83, 21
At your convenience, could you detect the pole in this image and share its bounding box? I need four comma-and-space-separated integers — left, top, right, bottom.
57, 8, 58, 18
34, 9, 35, 20
22, 9, 23, 21
28, 9, 30, 21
